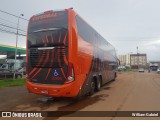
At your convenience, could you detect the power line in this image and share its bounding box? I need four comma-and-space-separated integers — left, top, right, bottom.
0, 9, 28, 21
0, 28, 26, 36
0, 17, 27, 28
0, 21, 26, 32
0, 26, 26, 35
0, 23, 26, 32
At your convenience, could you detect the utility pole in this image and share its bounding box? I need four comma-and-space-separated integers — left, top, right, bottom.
13, 14, 24, 79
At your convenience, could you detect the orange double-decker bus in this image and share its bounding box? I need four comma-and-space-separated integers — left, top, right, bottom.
26, 8, 118, 99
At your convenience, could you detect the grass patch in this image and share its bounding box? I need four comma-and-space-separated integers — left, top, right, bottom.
0, 78, 26, 88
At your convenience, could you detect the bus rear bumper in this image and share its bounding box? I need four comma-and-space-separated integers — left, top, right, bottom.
26, 80, 80, 97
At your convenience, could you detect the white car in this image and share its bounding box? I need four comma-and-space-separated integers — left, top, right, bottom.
157, 68, 160, 73
138, 68, 144, 72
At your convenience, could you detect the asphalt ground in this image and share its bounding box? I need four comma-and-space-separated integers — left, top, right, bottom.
0, 71, 160, 120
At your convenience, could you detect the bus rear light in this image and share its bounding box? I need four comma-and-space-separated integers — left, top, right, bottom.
66, 62, 74, 83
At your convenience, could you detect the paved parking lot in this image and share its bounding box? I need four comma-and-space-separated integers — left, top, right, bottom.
0, 71, 160, 120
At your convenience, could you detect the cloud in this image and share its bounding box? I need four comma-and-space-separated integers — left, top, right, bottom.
144, 40, 160, 46
143, 40, 160, 52
145, 45, 159, 52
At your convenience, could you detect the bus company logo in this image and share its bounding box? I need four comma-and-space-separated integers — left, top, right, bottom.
2, 112, 11, 117
32, 13, 64, 21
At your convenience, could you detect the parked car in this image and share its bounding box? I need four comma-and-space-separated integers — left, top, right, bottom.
157, 68, 160, 74
0, 69, 22, 79
118, 66, 126, 72
138, 68, 145, 72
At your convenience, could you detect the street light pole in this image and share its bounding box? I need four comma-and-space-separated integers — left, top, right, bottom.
13, 14, 24, 79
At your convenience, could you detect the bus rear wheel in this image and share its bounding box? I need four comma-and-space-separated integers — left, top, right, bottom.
113, 72, 116, 81
95, 77, 101, 92
89, 79, 95, 96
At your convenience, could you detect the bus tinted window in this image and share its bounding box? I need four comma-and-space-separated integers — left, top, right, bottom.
76, 15, 94, 44
76, 15, 116, 56
28, 28, 67, 47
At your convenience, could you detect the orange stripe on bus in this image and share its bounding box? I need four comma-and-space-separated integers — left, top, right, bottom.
61, 68, 66, 79
51, 34, 54, 43
45, 68, 51, 80
29, 50, 46, 76
31, 68, 42, 79
64, 54, 68, 65
37, 51, 45, 66
57, 47, 62, 67
58, 32, 61, 43
29, 68, 37, 76
63, 32, 67, 44
42, 50, 50, 66
50, 34, 54, 67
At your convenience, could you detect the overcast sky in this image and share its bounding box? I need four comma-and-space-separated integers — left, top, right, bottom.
0, 0, 160, 61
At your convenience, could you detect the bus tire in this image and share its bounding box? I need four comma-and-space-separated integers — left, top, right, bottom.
89, 79, 95, 96
95, 76, 101, 92
113, 72, 116, 81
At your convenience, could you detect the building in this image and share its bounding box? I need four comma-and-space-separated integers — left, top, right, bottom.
126, 54, 131, 66
118, 53, 147, 68
118, 53, 131, 66
130, 53, 147, 69
118, 55, 126, 65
